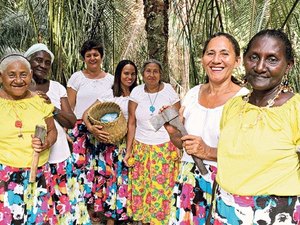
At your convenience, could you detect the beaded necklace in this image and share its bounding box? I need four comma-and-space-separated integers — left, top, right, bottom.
240, 86, 283, 129
242, 85, 283, 108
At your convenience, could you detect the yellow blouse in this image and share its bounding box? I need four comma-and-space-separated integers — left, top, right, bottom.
0, 95, 54, 168
216, 94, 300, 196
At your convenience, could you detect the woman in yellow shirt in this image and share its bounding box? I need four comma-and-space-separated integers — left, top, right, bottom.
214, 29, 300, 224
0, 54, 57, 224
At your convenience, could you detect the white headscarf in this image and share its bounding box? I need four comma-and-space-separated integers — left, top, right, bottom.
24, 43, 54, 63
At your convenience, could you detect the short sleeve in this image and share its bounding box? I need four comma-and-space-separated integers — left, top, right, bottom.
291, 94, 300, 150
57, 83, 67, 98
67, 71, 82, 91
129, 85, 142, 103
165, 83, 180, 105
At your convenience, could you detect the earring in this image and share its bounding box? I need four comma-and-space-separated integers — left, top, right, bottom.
281, 74, 293, 93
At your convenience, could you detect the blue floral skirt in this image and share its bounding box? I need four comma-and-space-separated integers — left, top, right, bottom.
0, 163, 53, 225
213, 185, 300, 224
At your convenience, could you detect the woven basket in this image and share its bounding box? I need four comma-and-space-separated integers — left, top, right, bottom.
87, 101, 127, 144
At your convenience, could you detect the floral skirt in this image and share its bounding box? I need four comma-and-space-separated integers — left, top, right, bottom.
86, 138, 129, 221
49, 157, 91, 225
213, 185, 300, 225
127, 140, 179, 225
168, 161, 217, 225
68, 120, 92, 225
0, 163, 53, 225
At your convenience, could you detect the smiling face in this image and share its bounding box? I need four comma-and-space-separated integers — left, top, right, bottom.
244, 35, 292, 91
142, 63, 161, 88
202, 36, 240, 84
120, 64, 137, 89
0, 59, 32, 100
84, 49, 102, 71
29, 51, 52, 82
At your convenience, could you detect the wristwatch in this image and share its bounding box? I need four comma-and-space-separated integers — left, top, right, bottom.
53, 107, 61, 117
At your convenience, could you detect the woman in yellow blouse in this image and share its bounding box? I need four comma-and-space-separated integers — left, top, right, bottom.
214, 29, 300, 224
0, 54, 57, 224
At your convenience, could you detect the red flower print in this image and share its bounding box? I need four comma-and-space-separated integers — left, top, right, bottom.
133, 195, 143, 208
156, 174, 166, 184
156, 211, 165, 221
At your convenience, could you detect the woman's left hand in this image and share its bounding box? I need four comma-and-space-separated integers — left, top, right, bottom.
182, 135, 209, 159
36, 91, 51, 104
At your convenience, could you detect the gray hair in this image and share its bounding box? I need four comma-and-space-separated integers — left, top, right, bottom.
0, 54, 31, 74
141, 59, 163, 75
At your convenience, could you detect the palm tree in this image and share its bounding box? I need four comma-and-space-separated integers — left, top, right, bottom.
144, 0, 170, 82
170, 0, 300, 92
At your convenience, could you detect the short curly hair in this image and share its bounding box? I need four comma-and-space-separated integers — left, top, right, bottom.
80, 39, 104, 58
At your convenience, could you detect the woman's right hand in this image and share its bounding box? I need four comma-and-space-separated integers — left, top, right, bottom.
88, 124, 110, 142
123, 152, 134, 167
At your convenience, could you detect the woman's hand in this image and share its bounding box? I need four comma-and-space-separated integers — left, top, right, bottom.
31, 135, 49, 153
182, 135, 209, 159
123, 152, 134, 167
36, 91, 51, 104
88, 124, 110, 142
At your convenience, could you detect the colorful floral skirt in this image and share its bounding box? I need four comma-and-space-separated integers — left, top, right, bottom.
0, 163, 53, 225
49, 157, 91, 225
213, 185, 300, 224
86, 138, 129, 221
127, 140, 179, 225
168, 161, 217, 225
68, 120, 92, 225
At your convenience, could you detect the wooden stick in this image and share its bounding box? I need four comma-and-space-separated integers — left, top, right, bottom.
29, 125, 47, 183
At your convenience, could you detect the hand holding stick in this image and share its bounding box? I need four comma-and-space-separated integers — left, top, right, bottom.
29, 125, 47, 183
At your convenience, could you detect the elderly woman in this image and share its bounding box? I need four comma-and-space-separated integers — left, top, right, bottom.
24, 44, 91, 224
124, 59, 180, 225
0, 54, 57, 224
214, 29, 300, 224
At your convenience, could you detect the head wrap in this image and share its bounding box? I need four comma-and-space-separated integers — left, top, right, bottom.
24, 43, 54, 63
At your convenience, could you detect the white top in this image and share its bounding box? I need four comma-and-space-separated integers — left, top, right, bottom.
47, 80, 71, 163
181, 84, 249, 166
98, 96, 130, 120
67, 71, 114, 119
130, 83, 180, 145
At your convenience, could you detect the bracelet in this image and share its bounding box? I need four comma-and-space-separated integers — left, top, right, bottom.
53, 107, 61, 117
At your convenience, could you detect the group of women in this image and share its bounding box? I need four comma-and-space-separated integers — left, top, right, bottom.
0, 28, 299, 225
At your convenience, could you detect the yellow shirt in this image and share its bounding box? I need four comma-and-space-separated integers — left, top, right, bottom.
0, 95, 54, 168
217, 94, 300, 196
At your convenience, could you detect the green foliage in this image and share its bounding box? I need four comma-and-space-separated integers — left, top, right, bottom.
170, 0, 300, 92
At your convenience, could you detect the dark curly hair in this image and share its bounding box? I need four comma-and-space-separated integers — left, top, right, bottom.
80, 39, 104, 58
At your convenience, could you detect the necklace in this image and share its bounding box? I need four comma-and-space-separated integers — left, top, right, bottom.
242, 85, 283, 108
240, 86, 283, 129
146, 85, 160, 115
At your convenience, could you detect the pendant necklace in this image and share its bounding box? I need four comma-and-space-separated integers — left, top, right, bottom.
146, 85, 160, 115
11, 104, 24, 139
